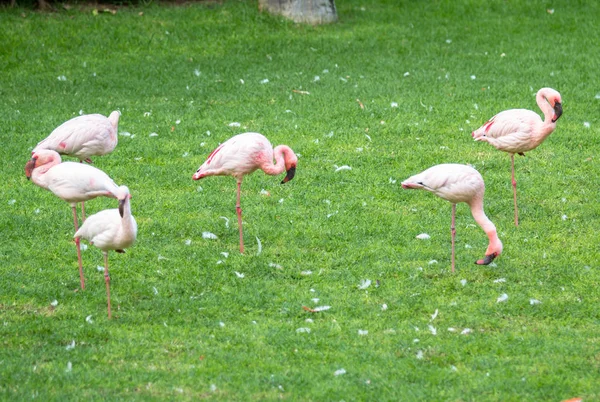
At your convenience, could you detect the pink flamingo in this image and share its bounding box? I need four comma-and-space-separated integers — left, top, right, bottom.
25, 149, 123, 290
402, 164, 503, 272
472, 88, 562, 226
33, 110, 120, 220
74, 186, 137, 319
192, 132, 298, 253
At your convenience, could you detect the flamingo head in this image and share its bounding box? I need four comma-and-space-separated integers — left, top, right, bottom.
116, 186, 131, 218
25, 150, 60, 179
281, 150, 298, 184
475, 237, 503, 265
24, 157, 37, 179
552, 100, 563, 123
540, 88, 562, 123
281, 165, 296, 184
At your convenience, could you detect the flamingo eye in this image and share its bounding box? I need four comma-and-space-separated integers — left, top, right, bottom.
418, 181, 424, 185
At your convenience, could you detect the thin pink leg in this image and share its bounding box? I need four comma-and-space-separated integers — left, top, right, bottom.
103, 251, 112, 319
511, 154, 519, 227
451, 204, 456, 273
236, 180, 244, 254
78, 160, 87, 223
72, 205, 85, 290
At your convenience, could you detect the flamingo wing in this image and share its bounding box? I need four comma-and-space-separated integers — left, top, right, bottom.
34, 115, 117, 159
75, 209, 121, 248
45, 162, 119, 202
473, 109, 541, 154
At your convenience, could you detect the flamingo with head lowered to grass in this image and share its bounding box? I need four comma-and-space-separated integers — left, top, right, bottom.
402, 163, 503, 272
192, 132, 298, 254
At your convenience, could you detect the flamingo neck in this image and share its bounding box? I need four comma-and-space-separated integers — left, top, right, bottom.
109, 111, 120, 130
32, 161, 59, 189
468, 197, 502, 254
536, 90, 557, 126
261, 145, 295, 176
120, 198, 135, 231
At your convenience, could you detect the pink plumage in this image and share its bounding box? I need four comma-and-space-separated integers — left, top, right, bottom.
25, 149, 124, 290
74, 186, 137, 319
33, 111, 120, 163
402, 164, 503, 272
472, 87, 562, 226
193, 132, 298, 253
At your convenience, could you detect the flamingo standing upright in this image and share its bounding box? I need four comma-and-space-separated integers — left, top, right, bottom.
25, 149, 123, 289
402, 164, 503, 272
192, 132, 298, 253
74, 186, 137, 319
32, 110, 120, 220
472, 88, 562, 226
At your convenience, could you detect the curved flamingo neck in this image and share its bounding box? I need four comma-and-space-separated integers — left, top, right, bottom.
261, 145, 297, 176
536, 90, 557, 125
468, 196, 502, 255
32, 158, 61, 189
108, 111, 120, 129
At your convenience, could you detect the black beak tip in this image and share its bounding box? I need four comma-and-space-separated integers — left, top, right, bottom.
552, 102, 563, 122
475, 253, 497, 266
281, 166, 296, 184
118, 200, 125, 218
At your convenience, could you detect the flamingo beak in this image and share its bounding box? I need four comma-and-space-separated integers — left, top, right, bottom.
552, 102, 563, 123
24, 157, 37, 180
475, 252, 498, 265
118, 198, 125, 218
192, 172, 203, 180
281, 166, 296, 184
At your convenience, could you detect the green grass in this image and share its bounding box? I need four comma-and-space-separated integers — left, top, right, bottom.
1, 0, 599, 400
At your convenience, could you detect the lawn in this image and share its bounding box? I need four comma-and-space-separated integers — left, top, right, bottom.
1, 0, 599, 400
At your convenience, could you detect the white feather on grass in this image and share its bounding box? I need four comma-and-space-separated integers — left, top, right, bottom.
202, 232, 218, 240
256, 236, 262, 256
334, 165, 352, 172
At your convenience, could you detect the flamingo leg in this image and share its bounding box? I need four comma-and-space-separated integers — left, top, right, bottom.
511, 154, 519, 227
72, 205, 85, 290
81, 202, 86, 222
451, 204, 456, 273
236, 180, 244, 254
103, 251, 112, 319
